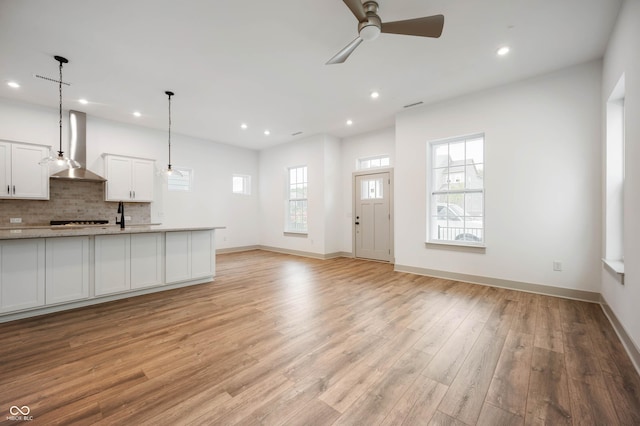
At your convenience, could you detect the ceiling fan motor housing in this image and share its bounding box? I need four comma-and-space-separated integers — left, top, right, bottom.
358, 1, 381, 41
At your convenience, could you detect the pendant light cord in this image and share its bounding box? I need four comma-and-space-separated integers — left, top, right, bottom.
168, 92, 172, 168
165, 90, 174, 171
58, 59, 63, 157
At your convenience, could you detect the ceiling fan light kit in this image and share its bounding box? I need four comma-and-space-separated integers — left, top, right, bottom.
327, 0, 444, 65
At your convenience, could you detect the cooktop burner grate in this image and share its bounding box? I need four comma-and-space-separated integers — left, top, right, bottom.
50, 220, 109, 226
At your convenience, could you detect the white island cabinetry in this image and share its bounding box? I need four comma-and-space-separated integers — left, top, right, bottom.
0, 226, 221, 322
95, 232, 164, 295
104, 154, 154, 202
166, 230, 215, 284
45, 236, 90, 304
0, 239, 45, 313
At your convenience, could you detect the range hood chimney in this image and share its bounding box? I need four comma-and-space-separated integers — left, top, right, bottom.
50, 110, 106, 182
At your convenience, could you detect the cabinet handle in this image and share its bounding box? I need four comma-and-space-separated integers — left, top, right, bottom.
133, 191, 135, 199
12, 185, 15, 195
129, 190, 132, 199
6, 185, 9, 195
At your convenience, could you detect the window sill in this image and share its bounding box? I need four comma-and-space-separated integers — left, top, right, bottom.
602, 258, 625, 284
425, 240, 486, 253
284, 231, 308, 237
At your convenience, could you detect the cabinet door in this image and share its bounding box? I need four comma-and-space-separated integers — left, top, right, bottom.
45, 237, 90, 304
131, 233, 163, 289
0, 142, 10, 199
95, 235, 131, 295
105, 156, 133, 201
165, 231, 191, 283
131, 159, 154, 202
0, 239, 45, 313
191, 230, 214, 279
10, 143, 50, 199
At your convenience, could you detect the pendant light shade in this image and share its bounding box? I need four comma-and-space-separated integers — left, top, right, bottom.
165, 90, 182, 176
39, 55, 80, 169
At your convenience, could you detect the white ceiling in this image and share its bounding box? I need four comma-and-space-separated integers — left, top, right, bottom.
0, 0, 622, 150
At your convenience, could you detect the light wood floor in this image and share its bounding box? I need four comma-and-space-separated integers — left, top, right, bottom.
1, 250, 639, 425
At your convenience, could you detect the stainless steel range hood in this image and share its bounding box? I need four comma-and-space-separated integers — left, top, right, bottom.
50, 110, 106, 182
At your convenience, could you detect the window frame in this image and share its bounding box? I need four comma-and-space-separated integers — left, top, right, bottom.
358, 154, 391, 170
232, 174, 252, 195
427, 134, 485, 247
285, 165, 308, 234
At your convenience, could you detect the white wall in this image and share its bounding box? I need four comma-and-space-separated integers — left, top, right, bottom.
601, 0, 640, 351
323, 135, 343, 254
259, 134, 345, 255
0, 98, 260, 250
395, 61, 602, 292
340, 127, 395, 253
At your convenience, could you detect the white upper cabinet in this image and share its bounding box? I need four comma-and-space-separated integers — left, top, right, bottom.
0, 140, 50, 200
104, 154, 154, 202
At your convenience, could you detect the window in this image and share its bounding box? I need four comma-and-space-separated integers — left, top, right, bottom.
604, 75, 625, 278
358, 155, 390, 170
232, 174, 251, 195
361, 177, 384, 200
167, 168, 192, 191
286, 166, 308, 233
428, 134, 484, 245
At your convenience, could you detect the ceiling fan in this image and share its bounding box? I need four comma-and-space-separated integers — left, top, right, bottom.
327, 0, 444, 65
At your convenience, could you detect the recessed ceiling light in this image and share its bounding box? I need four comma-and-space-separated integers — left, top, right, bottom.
497, 46, 510, 56
78, 98, 89, 105
370, 91, 380, 99
133, 111, 141, 117
7, 81, 20, 88
241, 123, 248, 129
346, 119, 353, 126
264, 130, 270, 136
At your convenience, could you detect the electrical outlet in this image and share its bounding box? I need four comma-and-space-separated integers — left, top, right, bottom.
9, 217, 22, 224
553, 261, 562, 272
124, 216, 132, 221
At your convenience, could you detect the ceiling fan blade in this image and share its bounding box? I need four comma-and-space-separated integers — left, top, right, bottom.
326, 37, 363, 65
342, 0, 367, 21
381, 14, 444, 38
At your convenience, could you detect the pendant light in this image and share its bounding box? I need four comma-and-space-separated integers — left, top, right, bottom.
39, 55, 80, 169
165, 90, 182, 176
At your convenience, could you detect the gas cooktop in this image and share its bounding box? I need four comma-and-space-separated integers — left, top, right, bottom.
50, 220, 110, 226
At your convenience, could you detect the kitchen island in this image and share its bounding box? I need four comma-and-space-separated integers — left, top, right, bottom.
0, 225, 224, 322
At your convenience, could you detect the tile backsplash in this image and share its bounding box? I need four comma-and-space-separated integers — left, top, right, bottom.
0, 180, 150, 226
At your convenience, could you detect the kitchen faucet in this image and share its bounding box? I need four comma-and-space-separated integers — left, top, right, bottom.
116, 201, 125, 229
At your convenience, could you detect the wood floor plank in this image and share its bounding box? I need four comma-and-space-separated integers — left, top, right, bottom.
437, 330, 506, 425
476, 402, 524, 426
524, 347, 572, 425
333, 349, 433, 425
380, 374, 448, 426
0, 250, 638, 425
485, 331, 534, 417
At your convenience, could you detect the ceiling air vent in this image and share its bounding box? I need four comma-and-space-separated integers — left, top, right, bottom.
403, 101, 424, 109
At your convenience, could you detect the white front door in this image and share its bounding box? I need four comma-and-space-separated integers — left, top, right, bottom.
354, 171, 392, 262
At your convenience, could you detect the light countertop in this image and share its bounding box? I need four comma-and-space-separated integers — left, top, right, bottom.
0, 225, 225, 240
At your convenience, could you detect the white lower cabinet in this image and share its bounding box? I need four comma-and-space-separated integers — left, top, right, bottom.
45, 237, 90, 304
0, 239, 45, 313
130, 233, 163, 290
166, 230, 214, 284
95, 233, 163, 295
95, 234, 131, 296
